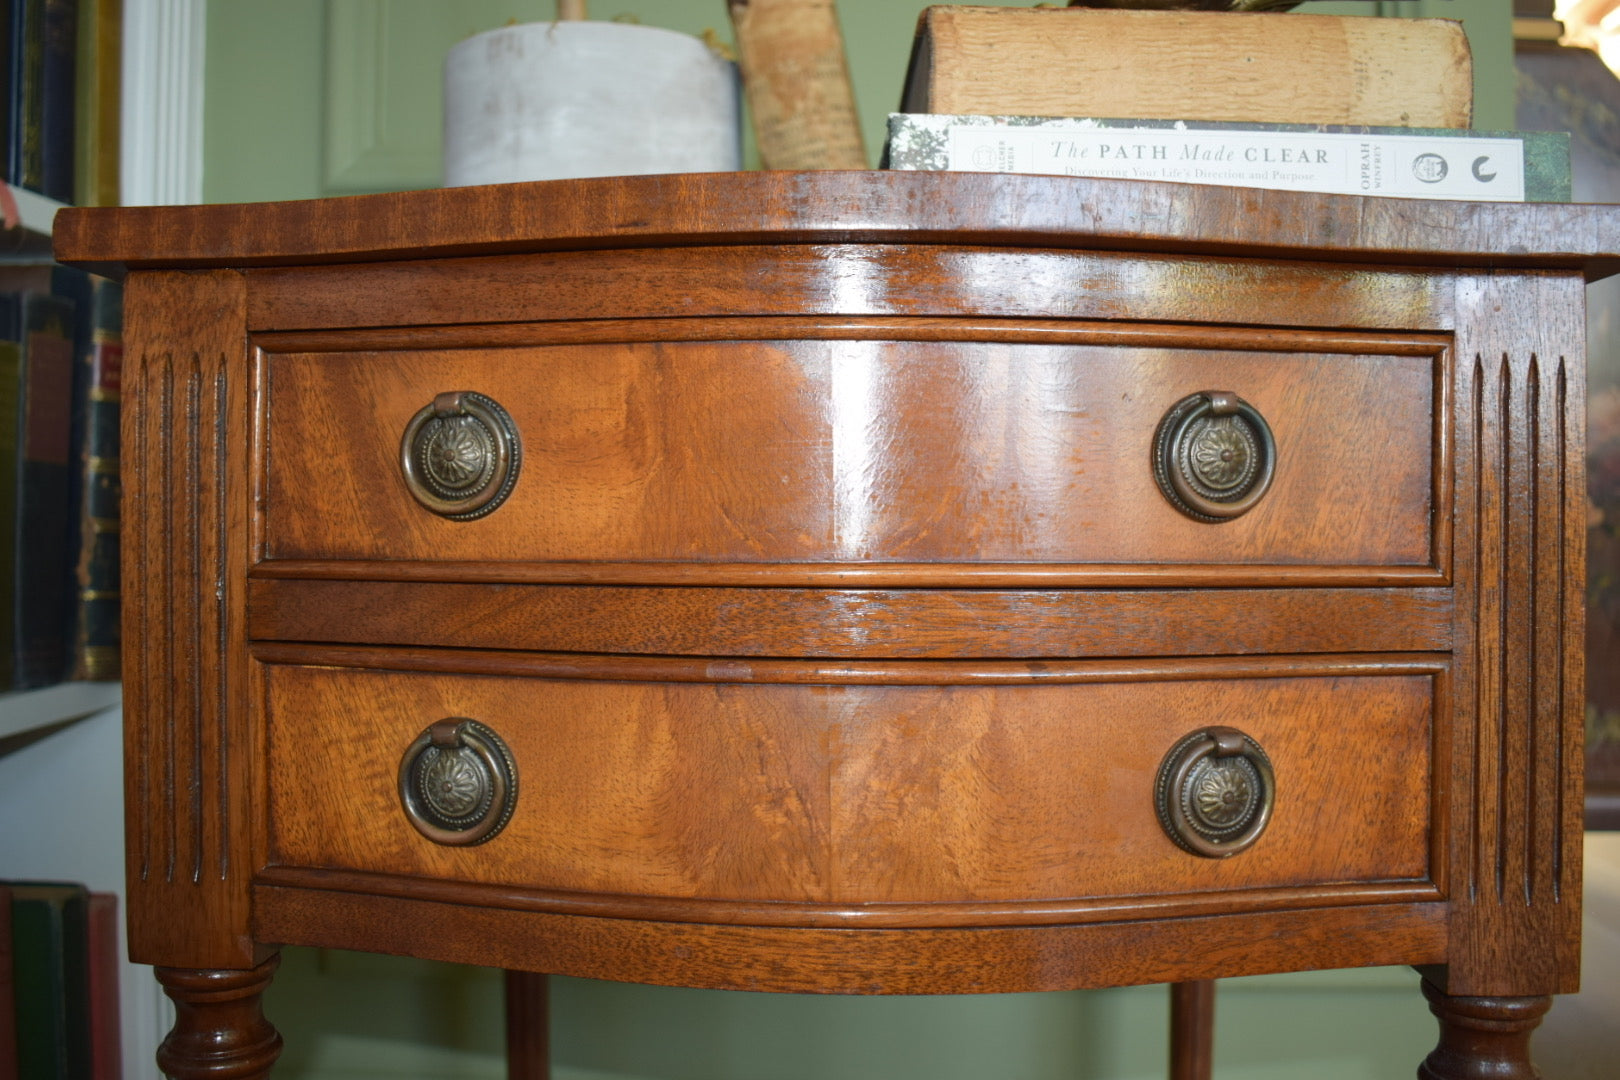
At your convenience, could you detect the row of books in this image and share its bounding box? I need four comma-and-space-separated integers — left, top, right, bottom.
1, 882, 120, 1079
5, 0, 120, 207
0, 266, 120, 691
881, 6, 1571, 203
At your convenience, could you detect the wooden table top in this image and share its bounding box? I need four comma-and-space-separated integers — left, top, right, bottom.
52, 170, 1620, 280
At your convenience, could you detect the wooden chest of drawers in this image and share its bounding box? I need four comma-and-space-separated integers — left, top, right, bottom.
55, 172, 1620, 1077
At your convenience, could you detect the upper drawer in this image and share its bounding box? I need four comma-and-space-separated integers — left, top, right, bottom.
258, 332, 1444, 582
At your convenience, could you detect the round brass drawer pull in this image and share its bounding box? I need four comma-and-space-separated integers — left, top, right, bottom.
398, 718, 518, 846
1155, 726, 1274, 858
400, 391, 521, 520
1152, 391, 1276, 522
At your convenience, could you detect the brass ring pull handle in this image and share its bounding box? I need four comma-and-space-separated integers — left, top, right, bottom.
1152, 391, 1276, 522
398, 718, 518, 846
1155, 726, 1275, 858
400, 391, 521, 520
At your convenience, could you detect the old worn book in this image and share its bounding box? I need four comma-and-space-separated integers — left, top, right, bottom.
885, 114, 1572, 203
728, 0, 865, 168
901, 6, 1473, 128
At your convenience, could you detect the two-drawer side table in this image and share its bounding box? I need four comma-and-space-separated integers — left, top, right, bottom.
54, 171, 1620, 1078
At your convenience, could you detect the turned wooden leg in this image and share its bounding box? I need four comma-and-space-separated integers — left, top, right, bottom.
1169, 980, 1215, 1080
1417, 978, 1552, 1080
506, 970, 551, 1080
154, 955, 283, 1079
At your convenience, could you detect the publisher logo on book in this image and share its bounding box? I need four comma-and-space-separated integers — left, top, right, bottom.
1412, 153, 1449, 184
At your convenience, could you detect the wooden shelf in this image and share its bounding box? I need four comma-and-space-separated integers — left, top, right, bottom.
0, 681, 122, 744
1, 181, 67, 263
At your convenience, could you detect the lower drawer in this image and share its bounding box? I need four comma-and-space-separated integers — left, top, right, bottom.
260, 656, 1438, 925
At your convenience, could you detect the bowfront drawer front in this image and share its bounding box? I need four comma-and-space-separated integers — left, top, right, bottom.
257, 333, 1445, 580
259, 655, 1440, 927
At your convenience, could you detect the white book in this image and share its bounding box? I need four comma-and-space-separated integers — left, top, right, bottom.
884, 114, 1571, 203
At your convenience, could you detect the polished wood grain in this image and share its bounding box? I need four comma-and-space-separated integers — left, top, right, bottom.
261, 339, 1439, 570
252, 886, 1449, 995
122, 271, 265, 970
246, 582, 1453, 658
251, 865, 1441, 932
504, 971, 549, 1080
1169, 981, 1216, 1080
248, 643, 1446, 688
261, 660, 1435, 912
154, 958, 282, 1080
1431, 274, 1587, 1000
244, 247, 1456, 333
1418, 980, 1552, 1080
49, 171, 1620, 276
55, 173, 1611, 1077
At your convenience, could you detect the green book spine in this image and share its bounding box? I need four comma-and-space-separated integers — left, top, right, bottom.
0, 883, 16, 1080
8, 882, 91, 1080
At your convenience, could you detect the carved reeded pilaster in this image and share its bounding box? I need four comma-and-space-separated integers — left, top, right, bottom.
155, 956, 283, 1080
1417, 978, 1550, 1080
1443, 273, 1587, 998
123, 269, 259, 969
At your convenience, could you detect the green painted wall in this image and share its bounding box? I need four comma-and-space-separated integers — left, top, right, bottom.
204, 0, 1515, 204
202, 2, 1515, 1075
265, 948, 1435, 1080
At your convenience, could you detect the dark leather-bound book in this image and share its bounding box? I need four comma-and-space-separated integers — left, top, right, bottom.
12, 289, 74, 687
7, 882, 91, 1080
36, 0, 74, 202
6, 0, 44, 190
5, 0, 75, 199
54, 266, 119, 680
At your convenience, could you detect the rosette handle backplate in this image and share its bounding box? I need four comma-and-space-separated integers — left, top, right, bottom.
398, 718, 518, 846
1152, 391, 1276, 522
400, 391, 521, 520
1155, 726, 1275, 858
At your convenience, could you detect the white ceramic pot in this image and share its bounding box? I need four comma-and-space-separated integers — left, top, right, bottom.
443, 20, 741, 186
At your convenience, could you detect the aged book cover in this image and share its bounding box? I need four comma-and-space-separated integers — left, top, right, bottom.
728, 0, 865, 168
901, 6, 1473, 129
886, 114, 1571, 203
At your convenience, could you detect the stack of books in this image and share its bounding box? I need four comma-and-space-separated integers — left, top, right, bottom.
1, 881, 121, 1078
884, 5, 1570, 203
0, 264, 121, 691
